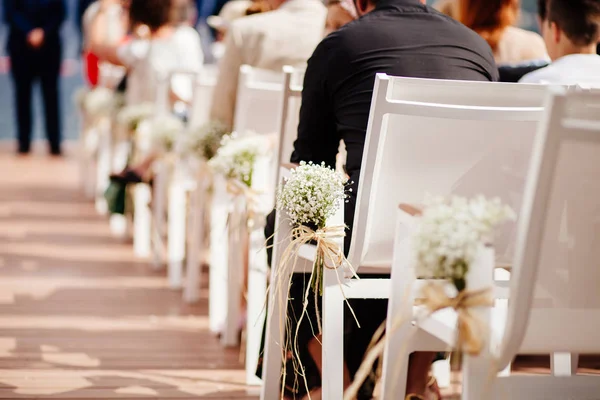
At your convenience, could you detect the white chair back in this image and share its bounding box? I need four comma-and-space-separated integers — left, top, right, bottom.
233, 65, 284, 135
348, 75, 548, 270
497, 88, 600, 368
276, 66, 305, 170
188, 65, 219, 129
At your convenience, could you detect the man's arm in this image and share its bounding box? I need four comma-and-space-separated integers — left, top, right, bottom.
290, 39, 340, 168
4, 0, 35, 34
209, 23, 244, 129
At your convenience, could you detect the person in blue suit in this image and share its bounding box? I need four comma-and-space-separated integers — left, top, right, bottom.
4, 0, 66, 155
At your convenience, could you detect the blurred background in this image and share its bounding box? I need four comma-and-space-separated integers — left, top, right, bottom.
0, 0, 540, 143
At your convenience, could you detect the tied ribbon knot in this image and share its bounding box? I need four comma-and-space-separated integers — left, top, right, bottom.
290, 225, 347, 270
226, 179, 263, 229
419, 283, 494, 356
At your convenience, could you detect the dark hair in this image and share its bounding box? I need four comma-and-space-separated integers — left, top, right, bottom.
129, 0, 173, 32
459, 0, 520, 51
537, 0, 547, 20
548, 0, 600, 46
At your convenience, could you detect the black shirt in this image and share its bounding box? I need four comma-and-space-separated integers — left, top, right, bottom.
290, 0, 498, 187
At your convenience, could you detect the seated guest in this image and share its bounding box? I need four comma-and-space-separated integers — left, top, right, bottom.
90, 0, 204, 183
82, 0, 129, 87
263, 0, 497, 399
90, 0, 203, 105
324, 0, 357, 36
209, 0, 326, 129
459, 0, 548, 64
520, 0, 600, 85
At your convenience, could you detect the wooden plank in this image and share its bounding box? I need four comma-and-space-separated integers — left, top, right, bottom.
0, 152, 258, 399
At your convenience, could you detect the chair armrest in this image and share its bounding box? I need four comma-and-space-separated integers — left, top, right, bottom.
398, 203, 422, 216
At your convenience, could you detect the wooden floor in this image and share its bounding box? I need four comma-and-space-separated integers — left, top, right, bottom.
0, 148, 259, 399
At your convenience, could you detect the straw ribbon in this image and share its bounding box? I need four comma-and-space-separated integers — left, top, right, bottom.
419, 283, 494, 355
226, 179, 263, 229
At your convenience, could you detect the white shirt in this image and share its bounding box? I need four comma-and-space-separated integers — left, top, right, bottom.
519, 54, 600, 86
117, 26, 204, 105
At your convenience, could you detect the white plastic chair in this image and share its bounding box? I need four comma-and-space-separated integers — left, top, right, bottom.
465, 87, 600, 399
261, 74, 549, 400
183, 67, 219, 303
210, 66, 283, 346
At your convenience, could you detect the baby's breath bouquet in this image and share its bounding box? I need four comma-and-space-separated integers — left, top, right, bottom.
83, 87, 115, 118
413, 195, 515, 291
73, 87, 89, 110
208, 132, 265, 187
149, 114, 185, 153
276, 161, 349, 294
117, 103, 154, 133
179, 120, 230, 160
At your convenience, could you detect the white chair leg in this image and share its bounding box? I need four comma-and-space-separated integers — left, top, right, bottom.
432, 358, 451, 388
260, 211, 294, 400
551, 353, 579, 376
322, 267, 345, 400
209, 178, 229, 333
133, 183, 152, 257
260, 261, 301, 400
382, 218, 415, 399
183, 184, 205, 303
168, 181, 187, 289
222, 199, 244, 347
245, 229, 268, 385
95, 122, 111, 215
151, 161, 168, 270
462, 245, 495, 400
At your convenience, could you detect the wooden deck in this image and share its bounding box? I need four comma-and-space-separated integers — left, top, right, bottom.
0, 149, 259, 399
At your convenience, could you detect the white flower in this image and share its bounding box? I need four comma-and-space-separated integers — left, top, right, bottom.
178, 120, 230, 160
73, 87, 89, 109
276, 161, 348, 227
149, 114, 185, 152
413, 195, 515, 282
117, 103, 154, 132
83, 87, 115, 117
208, 132, 267, 187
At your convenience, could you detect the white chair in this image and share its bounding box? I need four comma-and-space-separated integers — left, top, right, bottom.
210, 65, 283, 343
183, 67, 219, 303
471, 87, 600, 399
261, 74, 548, 400
386, 87, 600, 399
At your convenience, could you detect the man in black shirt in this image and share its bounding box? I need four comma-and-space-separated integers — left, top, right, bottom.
264, 0, 497, 398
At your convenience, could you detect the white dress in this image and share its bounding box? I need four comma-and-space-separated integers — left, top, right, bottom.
117, 26, 204, 106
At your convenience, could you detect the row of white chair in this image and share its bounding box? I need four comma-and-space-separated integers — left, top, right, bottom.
260, 75, 600, 399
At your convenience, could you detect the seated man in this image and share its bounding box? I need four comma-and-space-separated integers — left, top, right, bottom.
264, 0, 497, 398
520, 0, 600, 85
209, 0, 326, 128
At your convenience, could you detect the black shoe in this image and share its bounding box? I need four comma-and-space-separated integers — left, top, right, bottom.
110, 169, 143, 184
50, 148, 62, 156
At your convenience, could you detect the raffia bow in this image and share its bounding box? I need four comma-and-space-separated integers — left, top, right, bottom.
419, 283, 494, 355
226, 179, 263, 229
274, 223, 359, 398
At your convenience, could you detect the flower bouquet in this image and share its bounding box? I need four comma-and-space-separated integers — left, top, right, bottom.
413, 195, 515, 362
208, 132, 266, 187
276, 161, 349, 294
148, 114, 185, 153
83, 87, 116, 119
116, 102, 154, 133
178, 120, 230, 161
413, 195, 515, 291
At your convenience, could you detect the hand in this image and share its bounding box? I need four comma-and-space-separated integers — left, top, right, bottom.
27, 28, 45, 48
